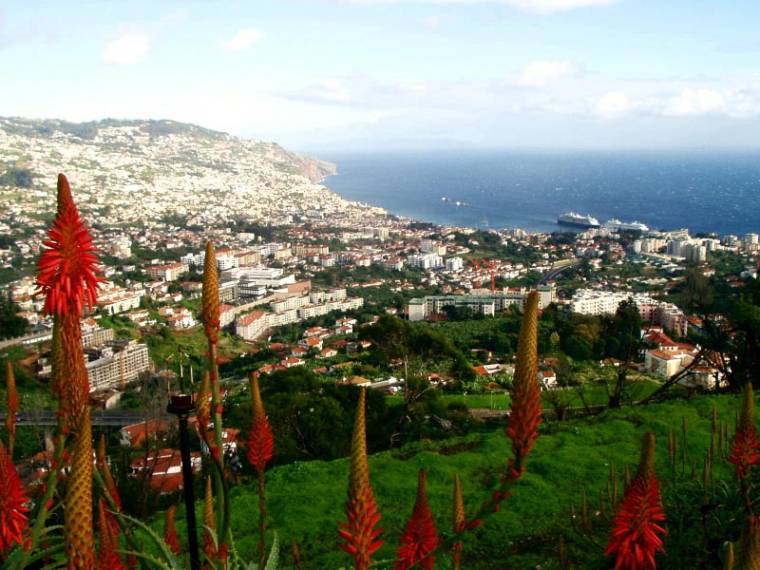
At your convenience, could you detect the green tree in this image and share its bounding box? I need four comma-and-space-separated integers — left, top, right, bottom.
606, 300, 642, 408
0, 295, 27, 339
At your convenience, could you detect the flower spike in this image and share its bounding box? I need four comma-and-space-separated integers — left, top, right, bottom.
506, 290, 541, 478
247, 375, 274, 472
605, 432, 667, 570
730, 383, 759, 481
452, 474, 466, 570
36, 174, 104, 317
395, 470, 438, 570
202, 241, 220, 345
0, 440, 29, 552
203, 476, 216, 562
339, 388, 383, 570
164, 505, 182, 555
97, 499, 125, 570
5, 360, 19, 457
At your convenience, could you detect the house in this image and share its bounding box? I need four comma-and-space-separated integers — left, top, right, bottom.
219, 304, 236, 328
256, 363, 277, 375
290, 346, 308, 358
344, 376, 371, 387
281, 357, 305, 368
194, 424, 240, 457
304, 326, 330, 338
125, 309, 155, 327
159, 306, 196, 329
537, 370, 558, 389
120, 418, 171, 447
299, 336, 323, 351
129, 448, 202, 494
318, 347, 338, 359
474, 364, 503, 377
644, 348, 697, 378
90, 389, 123, 410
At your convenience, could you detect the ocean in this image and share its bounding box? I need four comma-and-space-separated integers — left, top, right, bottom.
321, 150, 760, 236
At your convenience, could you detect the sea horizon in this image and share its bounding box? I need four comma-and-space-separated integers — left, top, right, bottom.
320, 149, 760, 236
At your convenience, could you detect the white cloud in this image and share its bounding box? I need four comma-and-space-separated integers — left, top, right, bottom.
504, 0, 617, 13
663, 87, 726, 117
102, 31, 151, 65
222, 28, 264, 52
343, 0, 618, 14
593, 91, 632, 117
517, 60, 579, 86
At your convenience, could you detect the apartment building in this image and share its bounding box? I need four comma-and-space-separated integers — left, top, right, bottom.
99, 290, 144, 315
86, 339, 151, 391
146, 262, 189, 282
235, 292, 364, 341
570, 289, 687, 336
407, 286, 555, 321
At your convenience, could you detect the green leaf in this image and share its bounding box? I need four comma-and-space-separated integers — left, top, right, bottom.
115, 511, 183, 568
264, 532, 279, 570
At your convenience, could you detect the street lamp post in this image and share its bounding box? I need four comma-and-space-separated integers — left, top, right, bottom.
167, 393, 201, 570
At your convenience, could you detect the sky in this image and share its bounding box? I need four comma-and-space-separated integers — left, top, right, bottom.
2, 0, 760, 152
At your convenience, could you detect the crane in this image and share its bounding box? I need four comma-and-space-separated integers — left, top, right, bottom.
481, 258, 497, 293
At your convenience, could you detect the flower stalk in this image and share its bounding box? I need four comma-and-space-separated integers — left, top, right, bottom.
247, 375, 274, 568
452, 474, 465, 570
0, 440, 29, 554
36, 174, 103, 569
395, 470, 438, 570
201, 241, 230, 562
604, 432, 667, 570
4, 361, 19, 458
339, 388, 383, 570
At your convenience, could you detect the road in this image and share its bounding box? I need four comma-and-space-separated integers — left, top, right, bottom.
0, 410, 160, 427
540, 258, 581, 285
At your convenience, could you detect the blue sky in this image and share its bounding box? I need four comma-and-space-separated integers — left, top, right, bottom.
2, 0, 760, 151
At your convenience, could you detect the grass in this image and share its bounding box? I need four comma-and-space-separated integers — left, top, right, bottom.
143, 327, 251, 373
165, 392, 741, 569
386, 379, 663, 411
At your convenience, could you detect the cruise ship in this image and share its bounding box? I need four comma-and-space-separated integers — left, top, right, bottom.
557, 212, 600, 228
605, 218, 649, 232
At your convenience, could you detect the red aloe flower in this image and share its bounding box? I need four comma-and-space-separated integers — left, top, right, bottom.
36, 174, 103, 317
395, 470, 439, 570
97, 499, 125, 570
247, 376, 274, 472
605, 433, 667, 570
0, 440, 29, 552
506, 290, 541, 479
37, 175, 98, 567
339, 389, 383, 570
164, 505, 182, 555
730, 383, 759, 480
97, 435, 122, 540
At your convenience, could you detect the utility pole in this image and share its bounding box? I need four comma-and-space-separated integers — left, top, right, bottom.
167, 393, 200, 570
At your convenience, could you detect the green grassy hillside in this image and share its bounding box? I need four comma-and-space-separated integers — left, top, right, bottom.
173, 393, 743, 569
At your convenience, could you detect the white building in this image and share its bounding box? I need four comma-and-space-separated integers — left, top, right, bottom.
99, 290, 144, 315
407, 286, 554, 321
445, 257, 464, 272
407, 253, 444, 269
87, 340, 151, 391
